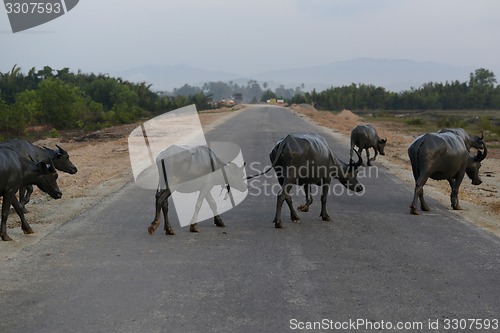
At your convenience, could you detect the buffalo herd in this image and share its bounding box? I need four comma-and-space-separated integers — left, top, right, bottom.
0, 122, 488, 240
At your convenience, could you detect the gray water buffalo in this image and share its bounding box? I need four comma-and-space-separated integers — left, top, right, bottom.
0, 147, 62, 241
408, 132, 486, 215
248, 133, 363, 229
148, 145, 246, 235
438, 128, 485, 150
0, 140, 77, 211
350, 124, 387, 166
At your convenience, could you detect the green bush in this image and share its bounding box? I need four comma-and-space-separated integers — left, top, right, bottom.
404, 117, 426, 126
49, 128, 59, 138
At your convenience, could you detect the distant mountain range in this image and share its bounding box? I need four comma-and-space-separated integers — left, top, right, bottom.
114, 58, 492, 93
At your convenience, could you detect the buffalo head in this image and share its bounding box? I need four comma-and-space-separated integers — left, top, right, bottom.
44, 144, 78, 174
377, 138, 387, 155
466, 142, 487, 186
225, 162, 247, 192
33, 161, 62, 199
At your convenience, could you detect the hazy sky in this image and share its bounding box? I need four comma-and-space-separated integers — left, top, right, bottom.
1, 0, 500, 76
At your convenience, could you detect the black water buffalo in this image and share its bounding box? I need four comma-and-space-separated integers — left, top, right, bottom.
249, 133, 363, 229
350, 124, 387, 166
408, 132, 486, 215
148, 145, 246, 235
438, 128, 485, 150
0, 147, 62, 241
0, 140, 77, 210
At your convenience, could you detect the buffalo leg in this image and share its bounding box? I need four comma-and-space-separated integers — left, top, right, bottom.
149, 189, 173, 235
161, 197, 175, 235
1, 194, 14, 241
365, 148, 372, 166
188, 189, 210, 233
284, 184, 300, 223
297, 184, 312, 212
319, 184, 331, 221
273, 183, 299, 228
11, 197, 34, 234
358, 148, 364, 166
410, 175, 428, 215
349, 143, 355, 162
205, 192, 225, 227
19, 185, 33, 211
448, 175, 464, 210
371, 148, 378, 164
419, 189, 430, 211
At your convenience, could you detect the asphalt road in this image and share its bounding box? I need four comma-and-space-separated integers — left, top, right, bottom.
1, 106, 499, 333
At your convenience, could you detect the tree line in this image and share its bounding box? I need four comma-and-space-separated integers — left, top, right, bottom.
171, 80, 304, 104
292, 68, 500, 111
0, 65, 212, 138
1, 65, 499, 139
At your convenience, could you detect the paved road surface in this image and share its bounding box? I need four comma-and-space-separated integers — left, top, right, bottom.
1, 106, 499, 332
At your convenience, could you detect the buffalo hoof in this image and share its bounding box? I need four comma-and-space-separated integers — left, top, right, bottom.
274, 221, 284, 229
452, 205, 463, 211
1, 234, 12, 241
321, 214, 331, 221
148, 224, 157, 235
189, 224, 200, 233
214, 216, 225, 227
165, 223, 175, 235
410, 207, 419, 215
297, 204, 309, 212
22, 227, 34, 235
421, 205, 431, 212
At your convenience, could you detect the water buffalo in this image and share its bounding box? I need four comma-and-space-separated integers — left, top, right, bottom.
248, 133, 363, 228
350, 124, 387, 166
408, 132, 486, 215
0, 140, 77, 211
148, 145, 246, 235
0, 147, 62, 241
438, 128, 485, 150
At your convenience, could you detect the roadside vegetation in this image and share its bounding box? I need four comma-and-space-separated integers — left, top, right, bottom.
0, 65, 211, 140
1, 65, 499, 142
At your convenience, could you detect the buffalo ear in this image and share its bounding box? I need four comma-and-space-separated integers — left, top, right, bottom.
36, 162, 49, 174
381, 138, 387, 144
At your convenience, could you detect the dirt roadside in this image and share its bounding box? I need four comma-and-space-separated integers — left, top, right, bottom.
289, 104, 500, 237
0, 106, 244, 261
1, 104, 498, 261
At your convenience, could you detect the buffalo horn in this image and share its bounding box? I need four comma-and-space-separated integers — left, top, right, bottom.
350, 148, 363, 168
55, 144, 67, 155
